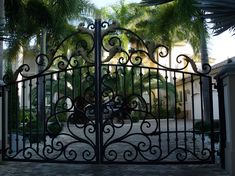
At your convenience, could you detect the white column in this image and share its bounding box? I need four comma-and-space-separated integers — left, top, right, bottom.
0, 88, 2, 161
217, 63, 235, 176
0, 82, 8, 161
0, 82, 4, 161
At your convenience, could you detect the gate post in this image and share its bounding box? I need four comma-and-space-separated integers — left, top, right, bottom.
0, 85, 2, 161
0, 82, 7, 161
216, 62, 235, 175
94, 19, 102, 163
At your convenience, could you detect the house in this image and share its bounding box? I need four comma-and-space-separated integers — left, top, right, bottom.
176, 57, 235, 120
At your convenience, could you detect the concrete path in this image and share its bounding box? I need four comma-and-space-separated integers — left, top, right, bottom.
0, 162, 229, 176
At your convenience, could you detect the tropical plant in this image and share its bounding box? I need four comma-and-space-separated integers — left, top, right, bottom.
97, 1, 180, 121
29, 63, 176, 125
141, 0, 211, 122
5, 64, 19, 130
102, 66, 177, 121
3, 0, 95, 141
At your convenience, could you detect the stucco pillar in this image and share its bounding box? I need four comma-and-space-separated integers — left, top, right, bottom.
216, 62, 235, 176
0, 88, 2, 161
0, 81, 3, 161
0, 81, 7, 161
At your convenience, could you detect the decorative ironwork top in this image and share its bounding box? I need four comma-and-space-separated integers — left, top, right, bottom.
3, 19, 211, 84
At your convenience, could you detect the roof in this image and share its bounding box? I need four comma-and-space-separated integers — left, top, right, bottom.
211, 56, 235, 76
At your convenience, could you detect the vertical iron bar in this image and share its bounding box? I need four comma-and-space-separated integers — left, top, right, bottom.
57, 73, 60, 100
148, 68, 152, 113
165, 70, 170, 153
200, 77, 205, 149
94, 19, 102, 163
36, 78, 39, 152
64, 71, 67, 96
2, 86, 6, 160
217, 77, 226, 168
131, 67, 134, 95
16, 85, 19, 152
140, 68, 143, 95
123, 66, 126, 97
8, 85, 12, 151
115, 66, 118, 96
182, 73, 187, 150
50, 75, 53, 117
209, 77, 215, 163
43, 76, 46, 146
72, 70, 75, 100
191, 75, 196, 154
173, 72, 178, 148
22, 81, 27, 149
79, 68, 82, 97
29, 79, 32, 148
157, 68, 161, 148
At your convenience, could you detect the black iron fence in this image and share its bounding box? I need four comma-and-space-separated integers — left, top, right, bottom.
1, 20, 216, 164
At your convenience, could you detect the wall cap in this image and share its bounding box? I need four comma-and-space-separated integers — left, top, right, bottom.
215, 62, 235, 80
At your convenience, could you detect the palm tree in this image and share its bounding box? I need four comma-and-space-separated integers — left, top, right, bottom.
3, 0, 95, 138
141, 0, 211, 122
0, 0, 4, 80
196, 0, 235, 35
141, 0, 207, 65
97, 1, 179, 121
4, 0, 94, 64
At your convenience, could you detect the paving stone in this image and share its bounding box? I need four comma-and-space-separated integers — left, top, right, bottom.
0, 162, 229, 176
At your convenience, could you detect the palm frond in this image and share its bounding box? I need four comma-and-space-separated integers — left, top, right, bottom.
196, 0, 235, 35
141, 0, 174, 6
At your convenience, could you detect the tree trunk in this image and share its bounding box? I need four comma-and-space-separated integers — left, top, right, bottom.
0, 0, 5, 80
38, 28, 47, 137
200, 28, 211, 123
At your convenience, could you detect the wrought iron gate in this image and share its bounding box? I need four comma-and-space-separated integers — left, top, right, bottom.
1, 20, 215, 164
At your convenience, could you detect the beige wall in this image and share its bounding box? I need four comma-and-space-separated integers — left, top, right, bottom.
176, 77, 219, 120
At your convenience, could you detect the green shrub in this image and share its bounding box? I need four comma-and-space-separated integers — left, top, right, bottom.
19, 109, 36, 124
19, 120, 42, 143
194, 120, 220, 132
194, 120, 220, 143
47, 122, 63, 138
131, 111, 140, 122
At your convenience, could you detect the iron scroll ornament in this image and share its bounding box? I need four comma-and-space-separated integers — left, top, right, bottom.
99, 21, 211, 75
3, 20, 212, 84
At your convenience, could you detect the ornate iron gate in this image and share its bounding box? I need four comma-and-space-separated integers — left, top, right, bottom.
1, 20, 215, 164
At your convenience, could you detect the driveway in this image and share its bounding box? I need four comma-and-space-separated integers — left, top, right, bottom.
0, 162, 229, 176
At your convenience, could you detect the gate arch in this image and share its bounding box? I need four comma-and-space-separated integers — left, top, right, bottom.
1, 20, 215, 164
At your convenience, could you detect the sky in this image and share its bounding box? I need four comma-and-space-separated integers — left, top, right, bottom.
91, 0, 235, 65
91, 0, 141, 8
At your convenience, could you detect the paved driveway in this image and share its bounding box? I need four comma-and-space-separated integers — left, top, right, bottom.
0, 162, 229, 176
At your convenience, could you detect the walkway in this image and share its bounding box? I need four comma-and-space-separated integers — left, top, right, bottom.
0, 162, 229, 176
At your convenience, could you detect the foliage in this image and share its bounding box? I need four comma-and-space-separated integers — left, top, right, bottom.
194, 119, 220, 142
103, 66, 177, 120
18, 116, 63, 143
140, 0, 211, 123
19, 109, 36, 124
141, 0, 208, 54
47, 122, 63, 138
5, 64, 19, 130
194, 119, 220, 132
3, 0, 95, 62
